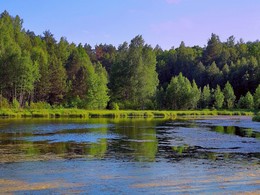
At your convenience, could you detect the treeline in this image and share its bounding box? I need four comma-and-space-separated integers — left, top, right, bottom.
0, 11, 259, 110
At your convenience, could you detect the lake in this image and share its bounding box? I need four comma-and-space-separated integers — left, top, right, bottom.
0, 116, 259, 194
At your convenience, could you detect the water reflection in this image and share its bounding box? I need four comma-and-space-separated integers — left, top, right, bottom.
0, 117, 259, 194
112, 119, 158, 162
0, 118, 259, 163
0, 119, 112, 162
213, 126, 260, 138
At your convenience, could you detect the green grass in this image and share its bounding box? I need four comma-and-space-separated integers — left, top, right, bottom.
0, 108, 256, 119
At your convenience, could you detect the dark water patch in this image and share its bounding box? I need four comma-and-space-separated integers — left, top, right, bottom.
164, 127, 260, 154
212, 126, 260, 139
195, 116, 260, 132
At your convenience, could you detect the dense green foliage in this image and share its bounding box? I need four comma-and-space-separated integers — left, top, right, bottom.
165, 73, 200, 110
110, 36, 158, 109
0, 11, 259, 110
213, 85, 225, 109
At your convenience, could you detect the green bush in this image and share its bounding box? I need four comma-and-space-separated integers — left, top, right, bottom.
110, 102, 119, 110
12, 99, 20, 109
30, 101, 52, 109
69, 96, 83, 108
0, 95, 10, 108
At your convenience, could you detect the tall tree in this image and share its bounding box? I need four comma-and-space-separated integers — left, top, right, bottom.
203, 33, 223, 66
213, 85, 224, 109
238, 92, 254, 109
190, 80, 200, 109
48, 56, 67, 105
84, 62, 109, 109
166, 73, 199, 110
32, 45, 51, 102
254, 84, 260, 109
206, 61, 222, 88
16, 51, 39, 105
110, 36, 158, 109
200, 85, 211, 109
0, 11, 39, 106
223, 81, 236, 109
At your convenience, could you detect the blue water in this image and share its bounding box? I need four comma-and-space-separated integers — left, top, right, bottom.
0, 116, 259, 194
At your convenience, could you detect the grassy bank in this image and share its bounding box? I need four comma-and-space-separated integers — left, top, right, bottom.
0, 108, 256, 119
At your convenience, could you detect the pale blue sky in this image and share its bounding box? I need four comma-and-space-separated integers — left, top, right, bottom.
1, 0, 259, 49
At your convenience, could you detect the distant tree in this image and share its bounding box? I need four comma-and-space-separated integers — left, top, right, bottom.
166, 73, 199, 110
0, 12, 39, 106
206, 61, 222, 88
223, 81, 236, 109
110, 42, 129, 108
193, 61, 206, 87
65, 46, 89, 101
253, 85, 260, 109
190, 80, 200, 109
65, 45, 109, 109
200, 85, 211, 109
155, 87, 165, 110
137, 44, 159, 109
203, 33, 223, 65
1, 11, 260, 111
222, 63, 230, 80
245, 92, 254, 109
238, 92, 254, 109
48, 57, 67, 105
168, 73, 184, 109
175, 41, 195, 80
32, 45, 51, 102
94, 44, 116, 74
57, 37, 71, 64
156, 49, 176, 87
213, 85, 224, 109
110, 35, 158, 109
16, 51, 39, 105
84, 62, 109, 109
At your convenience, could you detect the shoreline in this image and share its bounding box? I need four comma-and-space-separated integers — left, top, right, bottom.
0, 108, 256, 119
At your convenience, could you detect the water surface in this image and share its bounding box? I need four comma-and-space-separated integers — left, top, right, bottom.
0, 116, 259, 194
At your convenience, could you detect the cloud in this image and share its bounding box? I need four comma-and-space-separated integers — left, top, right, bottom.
165, 0, 181, 4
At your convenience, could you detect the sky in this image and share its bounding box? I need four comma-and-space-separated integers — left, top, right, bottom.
1, 0, 260, 49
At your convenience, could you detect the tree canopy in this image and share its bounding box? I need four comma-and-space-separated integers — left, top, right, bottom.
0, 11, 259, 110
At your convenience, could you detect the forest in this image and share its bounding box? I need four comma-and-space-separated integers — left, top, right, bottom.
0, 11, 259, 111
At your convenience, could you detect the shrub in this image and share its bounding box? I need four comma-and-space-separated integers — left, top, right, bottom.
110, 102, 119, 110
12, 99, 20, 109
252, 115, 260, 122
0, 95, 10, 109
238, 92, 254, 109
30, 101, 52, 109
